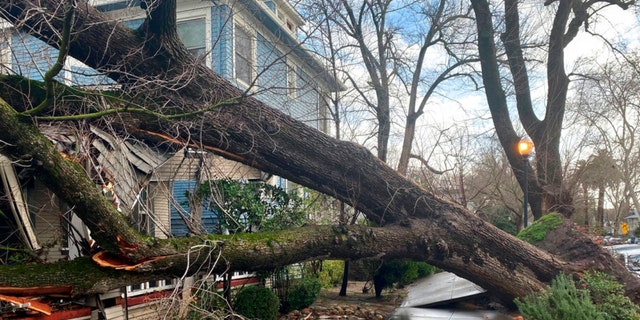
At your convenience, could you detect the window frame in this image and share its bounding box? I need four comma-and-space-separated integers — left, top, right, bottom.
177, 18, 208, 58
125, 279, 176, 297
234, 22, 255, 87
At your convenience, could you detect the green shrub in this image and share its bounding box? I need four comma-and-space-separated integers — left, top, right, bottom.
515, 273, 605, 320
580, 271, 640, 320
317, 260, 344, 288
517, 212, 563, 243
481, 206, 518, 235
372, 259, 438, 297
233, 285, 279, 320
283, 277, 322, 312
377, 259, 437, 288
415, 261, 439, 278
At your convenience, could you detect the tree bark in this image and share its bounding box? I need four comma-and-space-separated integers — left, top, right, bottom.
1, 0, 639, 306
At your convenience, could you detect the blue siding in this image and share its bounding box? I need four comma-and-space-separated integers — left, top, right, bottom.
9, 3, 326, 129
255, 33, 288, 109
211, 5, 233, 78
70, 18, 142, 86
11, 34, 58, 81
296, 68, 319, 127
170, 180, 219, 236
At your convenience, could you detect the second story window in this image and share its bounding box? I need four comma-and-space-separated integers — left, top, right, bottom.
177, 19, 206, 57
235, 24, 254, 85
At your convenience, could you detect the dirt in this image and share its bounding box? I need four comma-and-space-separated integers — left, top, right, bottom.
280, 281, 407, 320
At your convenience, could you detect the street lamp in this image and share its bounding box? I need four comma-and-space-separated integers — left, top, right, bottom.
518, 137, 534, 228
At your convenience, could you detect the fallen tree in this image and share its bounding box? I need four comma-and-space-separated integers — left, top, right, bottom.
0, 0, 639, 306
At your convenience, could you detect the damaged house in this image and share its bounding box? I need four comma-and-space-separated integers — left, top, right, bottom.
0, 0, 341, 318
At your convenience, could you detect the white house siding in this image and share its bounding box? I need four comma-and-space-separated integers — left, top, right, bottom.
27, 181, 67, 262
152, 151, 261, 183
126, 302, 163, 320
0, 24, 11, 74
108, 302, 164, 320
147, 181, 171, 239
86, 300, 172, 320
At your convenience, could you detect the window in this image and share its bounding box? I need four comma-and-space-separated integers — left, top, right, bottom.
177, 19, 206, 57
131, 188, 154, 236
287, 63, 296, 98
235, 24, 253, 85
126, 279, 176, 297
264, 0, 276, 12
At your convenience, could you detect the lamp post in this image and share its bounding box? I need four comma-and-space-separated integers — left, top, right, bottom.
518, 137, 534, 228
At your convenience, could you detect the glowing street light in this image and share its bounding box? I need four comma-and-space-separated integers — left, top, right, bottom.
518, 137, 534, 228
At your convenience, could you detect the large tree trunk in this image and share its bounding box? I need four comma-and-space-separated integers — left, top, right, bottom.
598, 186, 606, 228
1, 0, 639, 306
0, 221, 477, 296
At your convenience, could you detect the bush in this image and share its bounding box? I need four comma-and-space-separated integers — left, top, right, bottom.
515, 273, 605, 320
372, 259, 438, 297
283, 277, 322, 312
480, 206, 518, 235
376, 259, 437, 288
233, 285, 280, 320
317, 260, 344, 288
580, 271, 640, 320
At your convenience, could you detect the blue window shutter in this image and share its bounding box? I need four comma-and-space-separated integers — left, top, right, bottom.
170, 180, 219, 236
170, 181, 194, 236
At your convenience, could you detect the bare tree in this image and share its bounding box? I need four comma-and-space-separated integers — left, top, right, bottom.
566, 54, 640, 232
465, 136, 525, 229
299, 0, 477, 167
470, 0, 635, 220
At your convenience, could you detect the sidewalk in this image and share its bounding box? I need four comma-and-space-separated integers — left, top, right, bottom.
280, 281, 407, 320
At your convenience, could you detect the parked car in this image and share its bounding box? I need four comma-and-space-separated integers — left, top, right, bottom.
603, 236, 624, 245
605, 245, 640, 277
604, 244, 640, 254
